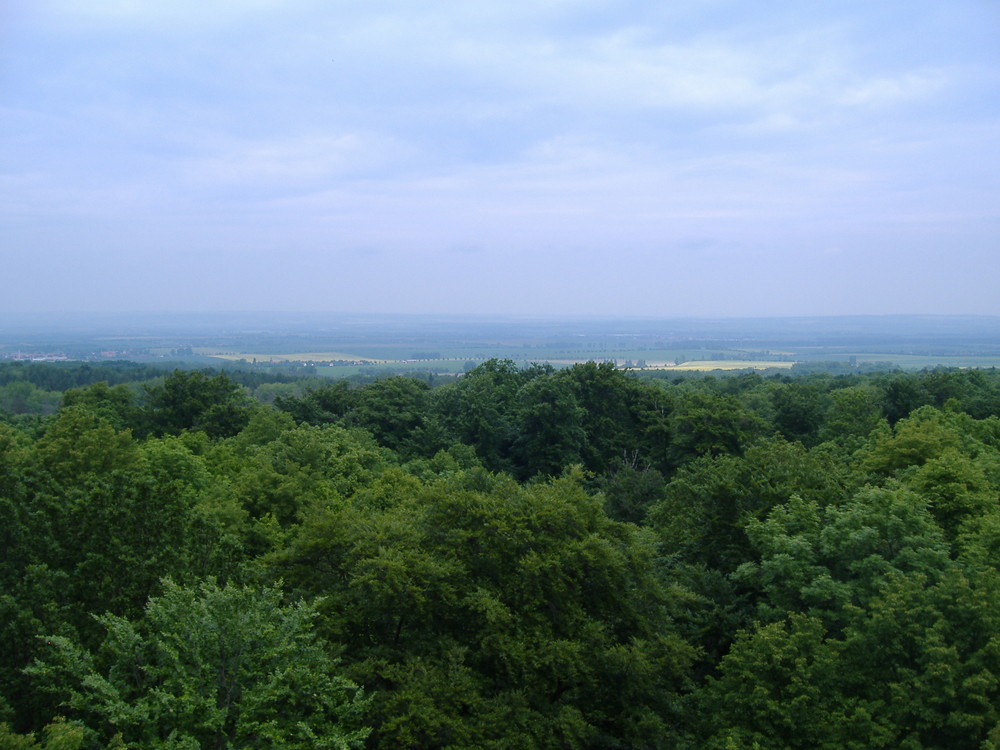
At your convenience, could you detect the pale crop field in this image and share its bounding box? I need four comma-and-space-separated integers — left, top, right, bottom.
658, 360, 796, 371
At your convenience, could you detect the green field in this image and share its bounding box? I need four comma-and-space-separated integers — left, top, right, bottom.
206, 350, 388, 363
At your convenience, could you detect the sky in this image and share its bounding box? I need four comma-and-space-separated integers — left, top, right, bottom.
2, 0, 998, 317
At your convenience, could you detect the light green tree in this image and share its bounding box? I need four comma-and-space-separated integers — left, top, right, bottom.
28, 580, 369, 750
0, 717, 87, 750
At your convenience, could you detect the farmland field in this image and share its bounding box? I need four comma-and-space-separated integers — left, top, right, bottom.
206, 351, 388, 363
663, 360, 796, 371
2, 313, 1000, 374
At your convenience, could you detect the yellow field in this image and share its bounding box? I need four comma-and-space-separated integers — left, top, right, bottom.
202, 351, 387, 363
657, 360, 796, 371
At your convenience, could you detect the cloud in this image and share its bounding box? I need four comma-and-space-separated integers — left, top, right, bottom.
177, 132, 414, 189
2, 0, 998, 315
839, 71, 948, 107
35, 0, 302, 30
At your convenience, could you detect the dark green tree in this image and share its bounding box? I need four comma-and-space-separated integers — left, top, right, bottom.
272, 470, 696, 749
143, 370, 253, 438
347, 377, 431, 456
770, 381, 827, 446
274, 380, 358, 425
666, 389, 770, 468
819, 385, 884, 446
511, 376, 587, 478
432, 359, 525, 473
559, 362, 648, 474
596, 460, 666, 524
648, 438, 853, 572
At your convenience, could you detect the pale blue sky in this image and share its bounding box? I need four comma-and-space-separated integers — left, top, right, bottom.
2, 0, 998, 316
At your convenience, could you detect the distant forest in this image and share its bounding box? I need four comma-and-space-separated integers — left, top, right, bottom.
4, 360, 1000, 748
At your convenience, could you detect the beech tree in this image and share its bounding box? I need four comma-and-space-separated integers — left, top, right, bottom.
143, 371, 253, 438
28, 580, 369, 750
272, 469, 696, 749
5, 361, 1000, 745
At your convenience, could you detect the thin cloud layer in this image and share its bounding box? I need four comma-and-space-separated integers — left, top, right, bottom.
1, 0, 998, 315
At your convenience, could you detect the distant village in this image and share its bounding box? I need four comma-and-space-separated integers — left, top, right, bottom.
0, 349, 148, 362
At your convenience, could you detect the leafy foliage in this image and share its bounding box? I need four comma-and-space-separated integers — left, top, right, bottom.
4, 362, 1000, 746
143, 370, 253, 438
28, 580, 369, 750
273, 469, 696, 749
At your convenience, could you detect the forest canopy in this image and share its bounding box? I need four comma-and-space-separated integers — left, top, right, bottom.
3, 361, 1000, 748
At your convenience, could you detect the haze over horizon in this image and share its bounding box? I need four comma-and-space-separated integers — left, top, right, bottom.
3, 1, 998, 318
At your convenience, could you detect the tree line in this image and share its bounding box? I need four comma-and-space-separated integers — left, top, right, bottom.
3, 361, 1000, 748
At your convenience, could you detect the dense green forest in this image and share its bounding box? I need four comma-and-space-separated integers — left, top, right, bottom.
4, 360, 1000, 748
